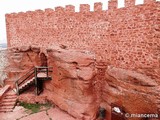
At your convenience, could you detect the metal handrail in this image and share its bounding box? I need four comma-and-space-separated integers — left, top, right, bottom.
15, 66, 53, 95
18, 71, 34, 85
35, 66, 53, 69
15, 67, 34, 83
15, 67, 35, 95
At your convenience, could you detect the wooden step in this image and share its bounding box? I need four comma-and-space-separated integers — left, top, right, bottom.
19, 78, 34, 88
18, 79, 35, 94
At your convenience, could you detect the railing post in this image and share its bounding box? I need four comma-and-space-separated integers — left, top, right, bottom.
15, 81, 19, 95
34, 67, 38, 95
46, 67, 48, 77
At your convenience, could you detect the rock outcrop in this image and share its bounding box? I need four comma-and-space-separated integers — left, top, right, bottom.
44, 47, 99, 120
3, 46, 42, 86
2, 46, 160, 120
101, 66, 160, 120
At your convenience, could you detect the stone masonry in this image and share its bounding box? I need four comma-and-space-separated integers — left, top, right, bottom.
5, 0, 160, 70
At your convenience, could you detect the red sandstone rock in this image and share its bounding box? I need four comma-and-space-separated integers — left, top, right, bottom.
4, 48, 41, 86
101, 66, 160, 120
43, 47, 98, 120
18, 93, 48, 104
0, 85, 10, 100
47, 107, 75, 120
20, 110, 49, 120
107, 66, 158, 86
2, 45, 160, 120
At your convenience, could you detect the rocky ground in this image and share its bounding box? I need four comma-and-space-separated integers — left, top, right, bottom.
0, 105, 75, 120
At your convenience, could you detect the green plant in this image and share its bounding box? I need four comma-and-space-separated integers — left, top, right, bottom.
19, 102, 52, 113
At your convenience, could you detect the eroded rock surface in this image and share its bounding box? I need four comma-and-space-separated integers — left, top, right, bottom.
44, 48, 98, 120
4, 46, 42, 86
101, 66, 160, 120
2, 46, 160, 120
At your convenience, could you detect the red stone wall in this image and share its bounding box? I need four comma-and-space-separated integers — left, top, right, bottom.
5, 0, 160, 69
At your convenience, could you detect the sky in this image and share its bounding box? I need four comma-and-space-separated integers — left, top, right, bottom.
0, 0, 157, 44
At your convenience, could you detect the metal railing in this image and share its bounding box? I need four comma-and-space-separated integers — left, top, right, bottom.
15, 67, 35, 95
15, 66, 53, 95
34, 66, 53, 95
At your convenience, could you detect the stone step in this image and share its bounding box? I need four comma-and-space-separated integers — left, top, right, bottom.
0, 109, 13, 112
5, 93, 17, 96
0, 102, 16, 106
4, 95, 17, 99
1, 98, 17, 103
0, 85, 10, 99
0, 89, 17, 113
0, 106, 14, 109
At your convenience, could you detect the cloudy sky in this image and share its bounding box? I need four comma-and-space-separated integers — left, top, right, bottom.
0, 0, 155, 44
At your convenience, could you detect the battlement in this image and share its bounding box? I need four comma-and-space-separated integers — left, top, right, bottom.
125, 0, 135, 7
5, 0, 158, 18
108, 0, 118, 10
94, 2, 103, 12
65, 5, 75, 13
80, 4, 90, 13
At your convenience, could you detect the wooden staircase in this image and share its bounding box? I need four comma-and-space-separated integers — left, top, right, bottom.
14, 66, 52, 95
15, 78, 35, 95
0, 91, 17, 112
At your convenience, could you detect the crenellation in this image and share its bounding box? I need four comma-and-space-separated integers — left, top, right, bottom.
55, 6, 65, 11
34, 9, 44, 16
94, 2, 103, 12
35, 9, 44, 13
16, 12, 26, 20
65, 5, 75, 13
26, 11, 34, 14
26, 11, 37, 17
80, 4, 90, 13
44, 8, 54, 16
10, 13, 18, 18
45, 8, 54, 13
125, 0, 136, 7
108, 0, 118, 10
55, 6, 65, 15
5, 14, 10, 18
17, 12, 25, 16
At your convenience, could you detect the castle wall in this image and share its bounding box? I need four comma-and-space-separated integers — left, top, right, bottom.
5, 0, 160, 69
4, 1, 160, 119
